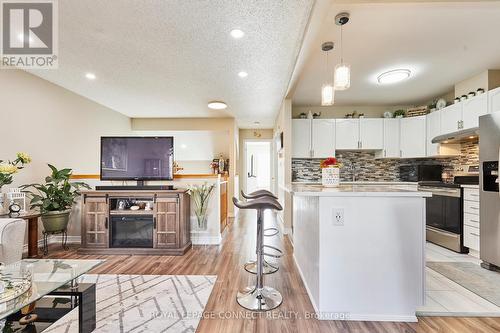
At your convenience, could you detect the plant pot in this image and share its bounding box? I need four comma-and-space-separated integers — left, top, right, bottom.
41, 210, 71, 232
322, 166, 340, 187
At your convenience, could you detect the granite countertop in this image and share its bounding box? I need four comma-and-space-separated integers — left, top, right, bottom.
284, 184, 431, 197
292, 181, 419, 186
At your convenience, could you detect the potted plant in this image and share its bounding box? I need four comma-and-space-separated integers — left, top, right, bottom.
21, 165, 90, 232
0, 152, 31, 214
393, 109, 406, 118
188, 183, 215, 229
320, 157, 342, 187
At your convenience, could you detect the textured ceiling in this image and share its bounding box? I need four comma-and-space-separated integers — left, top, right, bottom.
28, 0, 314, 128
292, 1, 500, 106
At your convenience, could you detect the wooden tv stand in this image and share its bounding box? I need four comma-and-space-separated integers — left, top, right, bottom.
78, 189, 191, 255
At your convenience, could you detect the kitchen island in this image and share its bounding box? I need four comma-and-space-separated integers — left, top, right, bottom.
286, 184, 431, 322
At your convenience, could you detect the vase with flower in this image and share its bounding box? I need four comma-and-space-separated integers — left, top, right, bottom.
0, 152, 31, 214
320, 157, 341, 187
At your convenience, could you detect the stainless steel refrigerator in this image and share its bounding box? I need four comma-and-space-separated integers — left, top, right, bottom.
479, 113, 500, 270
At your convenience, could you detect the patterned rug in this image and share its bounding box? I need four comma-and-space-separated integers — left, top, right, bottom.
44, 274, 216, 333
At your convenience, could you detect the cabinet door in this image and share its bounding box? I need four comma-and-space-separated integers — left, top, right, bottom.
489, 87, 500, 114
382, 119, 400, 158
359, 118, 383, 150
440, 103, 463, 134
83, 197, 109, 248
335, 119, 359, 150
312, 119, 335, 157
462, 94, 488, 129
155, 197, 179, 248
426, 111, 441, 157
292, 119, 311, 158
400, 116, 426, 158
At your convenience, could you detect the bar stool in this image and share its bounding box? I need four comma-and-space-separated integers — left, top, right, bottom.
233, 196, 283, 311
240, 190, 280, 275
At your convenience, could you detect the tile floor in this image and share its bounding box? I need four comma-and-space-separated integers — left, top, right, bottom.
417, 242, 500, 317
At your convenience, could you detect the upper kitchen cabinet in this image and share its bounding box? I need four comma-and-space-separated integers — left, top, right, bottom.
292, 119, 311, 158
426, 111, 460, 157
335, 119, 359, 150
440, 103, 463, 134
462, 93, 488, 129
311, 119, 335, 158
488, 87, 500, 114
378, 118, 400, 158
359, 119, 384, 150
400, 116, 426, 158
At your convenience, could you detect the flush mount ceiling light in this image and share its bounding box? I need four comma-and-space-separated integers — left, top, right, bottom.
85, 72, 96, 80
230, 29, 244, 39
321, 41, 335, 106
377, 69, 411, 85
238, 71, 248, 78
208, 101, 227, 110
334, 12, 351, 91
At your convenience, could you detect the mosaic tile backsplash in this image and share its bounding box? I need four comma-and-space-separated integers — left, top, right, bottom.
292, 141, 479, 183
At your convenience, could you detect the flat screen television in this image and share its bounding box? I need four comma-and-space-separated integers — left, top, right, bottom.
100, 137, 174, 181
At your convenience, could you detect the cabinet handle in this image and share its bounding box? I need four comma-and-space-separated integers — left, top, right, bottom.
471, 233, 480, 237
384, 150, 387, 157
105, 217, 108, 229
470, 219, 479, 223
153, 217, 157, 229
360, 141, 362, 149
470, 206, 479, 210
400, 150, 403, 157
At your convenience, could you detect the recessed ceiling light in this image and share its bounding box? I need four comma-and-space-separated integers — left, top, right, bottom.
230, 29, 244, 39
377, 69, 411, 85
208, 101, 227, 110
85, 72, 96, 80
238, 71, 248, 78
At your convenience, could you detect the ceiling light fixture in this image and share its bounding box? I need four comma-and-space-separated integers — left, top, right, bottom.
230, 29, 244, 39
85, 72, 96, 80
238, 71, 248, 78
321, 42, 335, 106
334, 12, 351, 91
377, 69, 411, 85
208, 101, 227, 110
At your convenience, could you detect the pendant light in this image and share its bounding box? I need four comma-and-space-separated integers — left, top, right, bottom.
321, 41, 334, 106
334, 12, 350, 91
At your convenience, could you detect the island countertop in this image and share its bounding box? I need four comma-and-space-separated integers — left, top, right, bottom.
284, 184, 432, 197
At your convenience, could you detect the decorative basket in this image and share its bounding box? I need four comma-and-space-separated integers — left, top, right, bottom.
322, 166, 340, 187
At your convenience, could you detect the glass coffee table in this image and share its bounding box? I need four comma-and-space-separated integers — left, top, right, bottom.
0, 259, 103, 332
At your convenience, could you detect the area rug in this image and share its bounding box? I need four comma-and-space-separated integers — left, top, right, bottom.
44, 274, 216, 333
427, 261, 500, 307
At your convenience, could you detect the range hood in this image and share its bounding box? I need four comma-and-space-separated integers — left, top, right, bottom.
432, 127, 479, 144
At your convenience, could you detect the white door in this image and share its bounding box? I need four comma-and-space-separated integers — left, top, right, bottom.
400, 116, 426, 158
335, 119, 359, 150
292, 119, 311, 158
245, 141, 271, 194
426, 111, 441, 157
440, 103, 463, 134
359, 118, 384, 150
462, 93, 488, 129
488, 87, 500, 114
312, 119, 335, 158
382, 119, 400, 158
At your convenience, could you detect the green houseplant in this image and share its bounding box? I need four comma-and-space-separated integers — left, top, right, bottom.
393, 109, 406, 118
188, 183, 215, 229
21, 165, 90, 232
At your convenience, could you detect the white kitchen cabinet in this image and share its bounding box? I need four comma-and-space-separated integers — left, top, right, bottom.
463, 187, 480, 254
359, 119, 384, 150
440, 103, 463, 134
400, 116, 426, 158
488, 87, 500, 114
380, 119, 400, 158
312, 119, 335, 158
335, 119, 359, 150
426, 111, 460, 157
462, 93, 488, 129
292, 119, 311, 158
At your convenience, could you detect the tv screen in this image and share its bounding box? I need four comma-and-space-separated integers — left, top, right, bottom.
100, 137, 174, 180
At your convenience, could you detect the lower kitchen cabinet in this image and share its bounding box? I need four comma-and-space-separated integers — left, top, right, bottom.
463, 187, 480, 255
400, 116, 426, 158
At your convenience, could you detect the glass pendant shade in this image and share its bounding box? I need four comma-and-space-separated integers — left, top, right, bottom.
321, 83, 334, 106
334, 63, 350, 90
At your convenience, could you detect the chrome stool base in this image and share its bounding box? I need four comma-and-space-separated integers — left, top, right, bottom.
244, 260, 278, 274
236, 286, 283, 311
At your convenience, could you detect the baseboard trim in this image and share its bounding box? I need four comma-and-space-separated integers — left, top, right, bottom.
23, 236, 81, 253
292, 253, 319, 314
190, 233, 221, 245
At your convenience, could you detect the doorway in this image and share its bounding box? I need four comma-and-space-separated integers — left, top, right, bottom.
244, 141, 272, 194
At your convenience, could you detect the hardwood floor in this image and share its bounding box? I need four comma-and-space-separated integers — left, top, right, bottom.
45, 210, 500, 332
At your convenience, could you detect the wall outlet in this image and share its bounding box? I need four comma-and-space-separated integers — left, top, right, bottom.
332, 208, 344, 226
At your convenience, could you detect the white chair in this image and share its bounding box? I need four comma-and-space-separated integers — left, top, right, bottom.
0, 218, 27, 265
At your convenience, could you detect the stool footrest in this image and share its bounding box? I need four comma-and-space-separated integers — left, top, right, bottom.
262, 245, 283, 259
264, 227, 279, 237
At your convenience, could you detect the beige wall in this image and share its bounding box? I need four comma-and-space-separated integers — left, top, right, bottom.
0, 70, 132, 238
455, 69, 500, 98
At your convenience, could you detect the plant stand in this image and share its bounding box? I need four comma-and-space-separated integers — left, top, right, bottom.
41, 229, 68, 255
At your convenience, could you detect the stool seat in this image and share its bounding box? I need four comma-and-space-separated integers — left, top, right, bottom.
241, 190, 278, 200
232, 197, 282, 211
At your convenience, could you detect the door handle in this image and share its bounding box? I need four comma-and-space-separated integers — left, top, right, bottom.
105, 217, 108, 229
153, 217, 157, 229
